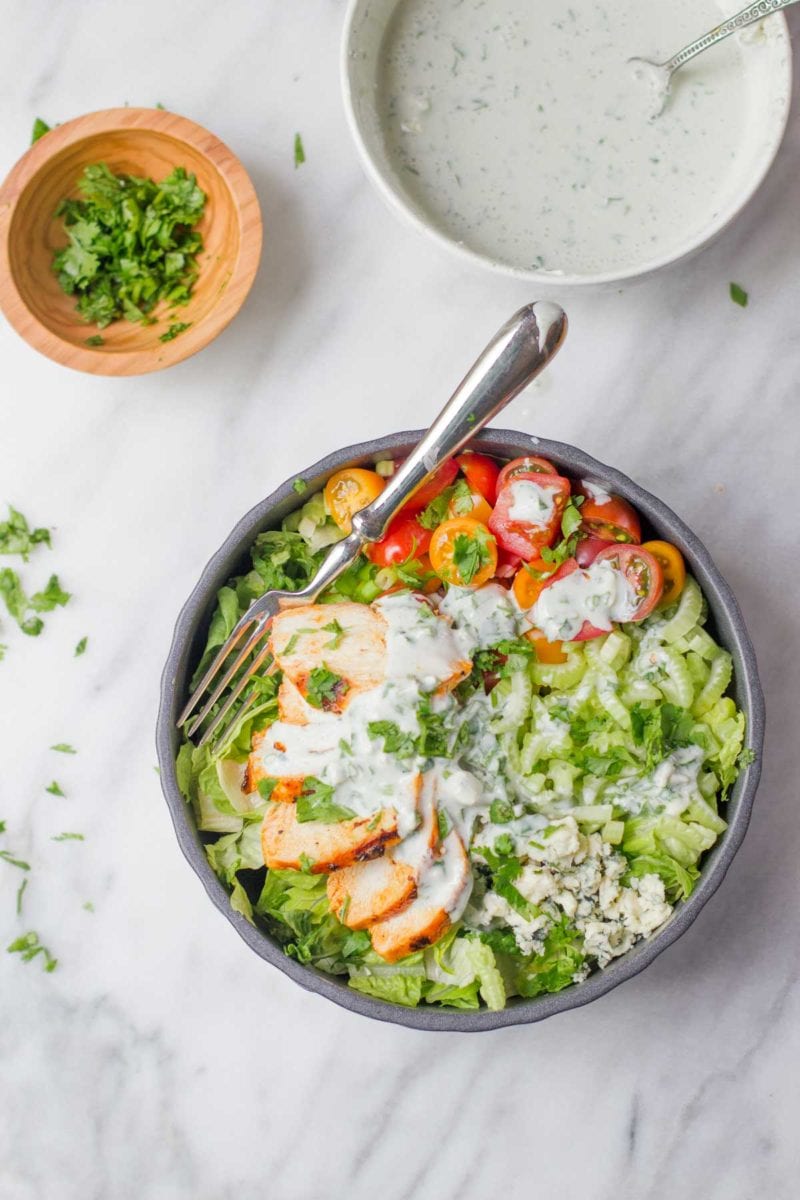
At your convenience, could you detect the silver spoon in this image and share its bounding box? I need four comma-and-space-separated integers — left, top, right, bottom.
630, 0, 798, 117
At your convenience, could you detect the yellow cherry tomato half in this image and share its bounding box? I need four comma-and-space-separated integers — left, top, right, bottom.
512, 562, 558, 610
525, 632, 568, 664
324, 468, 385, 533
641, 540, 686, 608
429, 517, 498, 588
447, 489, 493, 525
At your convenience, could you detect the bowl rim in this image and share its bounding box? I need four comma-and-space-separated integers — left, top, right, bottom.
340, 1, 793, 287
156, 429, 765, 1032
0, 106, 262, 376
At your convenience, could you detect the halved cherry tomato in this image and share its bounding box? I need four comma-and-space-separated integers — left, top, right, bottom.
575, 535, 610, 568
525, 632, 568, 663
496, 456, 558, 499
495, 548, 522, 580
489, 473, 571, 561
429, 517, 498, 588
580, 494, 641, 544
642, 540, 686, 608
536, 559, 608, 641
367, 513, 431, 567
403, 459, 460, 514
324, 468, 385, 534
456, 452, 500, 503
593, 544, 664, 620
512, 562, 558, 609
447, 488, 493, 525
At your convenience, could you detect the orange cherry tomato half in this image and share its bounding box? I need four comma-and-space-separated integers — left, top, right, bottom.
525, 632, 569, 664
403, 459, 460, 514
367, 513, 431, 567
456, 452, 501, 503
512, 562, 558, 610
496, 456, 558, 499
324, 468, 385, 533
580, 494, 641, 544
642, 540, 686, 608
447, 489, 493, 525
429, 517, 498, 588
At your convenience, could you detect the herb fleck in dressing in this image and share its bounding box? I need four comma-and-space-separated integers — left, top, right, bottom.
379, 0, 768, 275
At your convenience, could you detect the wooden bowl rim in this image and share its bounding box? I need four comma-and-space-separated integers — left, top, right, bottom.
0, 107, 262, 376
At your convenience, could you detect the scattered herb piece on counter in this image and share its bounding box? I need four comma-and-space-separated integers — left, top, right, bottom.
730, 282, 748, 308
159, 321, 192, 343
16, 878, 28, 915
83, 901, 95, 913
7, 931, 58, 972
85, 335, 104, 347
45, 781, 65, 797
51, 744, 76, 754
0, 848, 30, 871
0, 644, 6, 661
52, 163, 206, 330
52, 832, 85, 842
0, 505, 51, 559
0, 820, 5, 832
74, 636, 88, 656
31, 117, 51, 143
294, 133, 306, 167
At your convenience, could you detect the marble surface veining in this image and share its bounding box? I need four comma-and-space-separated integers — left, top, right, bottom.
1, 2, 799, 1198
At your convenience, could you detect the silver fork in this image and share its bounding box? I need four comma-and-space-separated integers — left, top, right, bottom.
178, 300, 568, 748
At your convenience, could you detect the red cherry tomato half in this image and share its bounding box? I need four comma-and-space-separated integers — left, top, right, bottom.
575, 535, 610, 568
496, 456, 558, 500
403, 459, 460, 514
488, 473, 571, 561
593, 544, 664, 620
367, 513, 432, 567
495, 548, 522, 580
580, 494, 641, 544
455, 452, 501, 504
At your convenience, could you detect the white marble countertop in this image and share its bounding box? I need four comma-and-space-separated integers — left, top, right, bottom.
1, 3, 799, 1198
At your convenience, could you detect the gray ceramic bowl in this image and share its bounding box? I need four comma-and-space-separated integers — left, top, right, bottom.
156, 430, 765, 1031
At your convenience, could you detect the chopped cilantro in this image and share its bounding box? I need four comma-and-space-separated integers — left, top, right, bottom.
7, 931, 58, 972
730, 282, 748, 308
292, 478, 308, 495
305, 665, 348, 710
74, 636, 88, 656
368, 720, 417, 758
541, 495, 584, 565
416, 695, 452, 758
159, 321, 192, 343
437, 809, 452, 839
52, 163, 206, 330
257, 778, 278, 801
0, 849, 30, 871
83, 901, 95, 913
493, 832, 515, 857
52, 832, 85, 842
16, 878, 27, 916
0, 505, 51, 559
85, 334, 105, 347
489, 798, 514, 824
322, 619, 346, 649
31, 117, 51, 144
296, 777, 355, 824
45, 781, 65, 797
50, 743, 76, 754
294, 133, 306, 167
452, 528, 493, 585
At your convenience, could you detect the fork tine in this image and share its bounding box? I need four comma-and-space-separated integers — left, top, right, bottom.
184, 617, 272, 739
205, 689, 258, 755
198, 640, 274, 749
177, 613, 260, 729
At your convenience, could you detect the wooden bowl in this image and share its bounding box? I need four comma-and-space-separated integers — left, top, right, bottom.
0, 108, 262, 375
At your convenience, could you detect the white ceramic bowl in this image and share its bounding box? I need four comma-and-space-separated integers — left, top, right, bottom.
342, 0, 792, 286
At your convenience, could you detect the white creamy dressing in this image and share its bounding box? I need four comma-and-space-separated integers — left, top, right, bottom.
528, 559, 639, 642
506, 479, 558, 526
604, 745, 705, 816
379, 0, 774, 275
438, 581, 519, 654
581, 480, 612, 506
376, 591, 466, 691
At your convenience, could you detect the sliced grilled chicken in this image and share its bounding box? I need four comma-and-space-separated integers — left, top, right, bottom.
270, 602, 387, 713
261, 802, 399, 874
369, 830, 472, 963
327, 773, 438, 928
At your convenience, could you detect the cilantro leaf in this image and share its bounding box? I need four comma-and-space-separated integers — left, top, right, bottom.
322, 619, 346, 650
52, 832, 85, 842
31, 117, 51, 144
7, 931, 57, 972
305, 665, 348, 710
46, 781, 65, 797
452, 528, 492, 585
295, 777, 355, 824
367, 720, 417, 758
294, 133, 306, 167
730, 282, 748, 308
158, 321, 191, 343
0, 849, 30, 871
74, 636, 88, 656
0, 505, 51, 559
50, 744, 76, 754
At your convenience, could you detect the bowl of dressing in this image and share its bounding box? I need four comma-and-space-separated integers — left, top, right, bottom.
342, 0, 792, 285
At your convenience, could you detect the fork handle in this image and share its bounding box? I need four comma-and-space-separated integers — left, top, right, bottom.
351, 301, 567, 544
666, 0, 798, 72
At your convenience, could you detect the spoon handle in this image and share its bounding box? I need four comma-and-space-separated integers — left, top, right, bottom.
351, 301, 568, 544
666, 0, 797, 72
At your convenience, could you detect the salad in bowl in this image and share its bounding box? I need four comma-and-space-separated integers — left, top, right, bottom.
170, 438, 757, 1020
